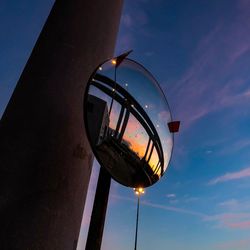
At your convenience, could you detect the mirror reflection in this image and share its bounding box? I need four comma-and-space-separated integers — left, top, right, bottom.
84, 58, 173, 187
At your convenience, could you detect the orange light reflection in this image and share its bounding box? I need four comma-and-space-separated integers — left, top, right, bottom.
109, 103, 160, 174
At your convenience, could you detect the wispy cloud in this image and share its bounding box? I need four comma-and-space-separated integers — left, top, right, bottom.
121, 14, 133, 28
215, 238, 250, 250
204, 212, 250, 230
142, 200, 206, 218
226, 220, 250, 229
218, 138, 250, 155
166, 193, 176, 198
219, 199, 239, 210
204, 212, 250, 222
110, 193, 206, 218
205, 196, 250, 230
110, 194, 250, 231
167, 4, 250, 131
208, 167, 250, 185
116, 3, 149, 54
203, 213, 250, 230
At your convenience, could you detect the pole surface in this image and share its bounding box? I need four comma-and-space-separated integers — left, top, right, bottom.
85, 167, 112, 250
0, 0, 123, 249
134, 195, 140, 250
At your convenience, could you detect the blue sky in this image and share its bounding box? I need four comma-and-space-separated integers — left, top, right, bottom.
1, 1, 250, 250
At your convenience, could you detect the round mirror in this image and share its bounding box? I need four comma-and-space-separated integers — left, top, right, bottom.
84, 57, 173, 187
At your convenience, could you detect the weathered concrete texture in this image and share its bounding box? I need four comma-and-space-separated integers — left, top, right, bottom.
0, 0, 123, 249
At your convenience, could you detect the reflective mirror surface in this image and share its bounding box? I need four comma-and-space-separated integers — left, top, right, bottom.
84, 58, 173, 187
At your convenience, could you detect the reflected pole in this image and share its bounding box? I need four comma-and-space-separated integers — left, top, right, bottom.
134, 188, 145, 250
108, 50, 132, 116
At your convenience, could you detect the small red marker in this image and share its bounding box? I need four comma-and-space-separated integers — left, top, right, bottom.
168, 121, 180, 133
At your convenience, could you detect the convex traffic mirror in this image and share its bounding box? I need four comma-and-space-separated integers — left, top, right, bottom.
84, 56, 174, 187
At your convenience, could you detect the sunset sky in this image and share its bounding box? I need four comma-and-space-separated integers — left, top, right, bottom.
1, 1, 250, 250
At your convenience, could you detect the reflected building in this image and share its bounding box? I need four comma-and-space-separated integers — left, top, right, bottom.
87, 95, 109, 146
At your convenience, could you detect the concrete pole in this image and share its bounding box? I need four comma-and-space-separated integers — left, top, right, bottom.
0, 0, 123, 249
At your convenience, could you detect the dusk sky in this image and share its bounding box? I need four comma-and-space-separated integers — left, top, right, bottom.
1, 1, 250, 250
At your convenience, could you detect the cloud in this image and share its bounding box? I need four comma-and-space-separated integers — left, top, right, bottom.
121, 14, 133, 28
226, 220, 250, 229
167, 6, 250, 131
239, 0, 250, 9
166, 193, 176, 198
215, 238, 250, 250
218, 198, 250, 213
116, 33, 134, 52
208, 167, 250, 185
110, 193, 206, 218
110, 194, 250, 230
204, 197, 250, 231
141, 200, 206, 218
218, 138, 250, 155
206, 150, 213, 154
115, 2, 150, 54
204, 212, 250, 222
219, 199, 239, 209
204, 212, 250, 230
